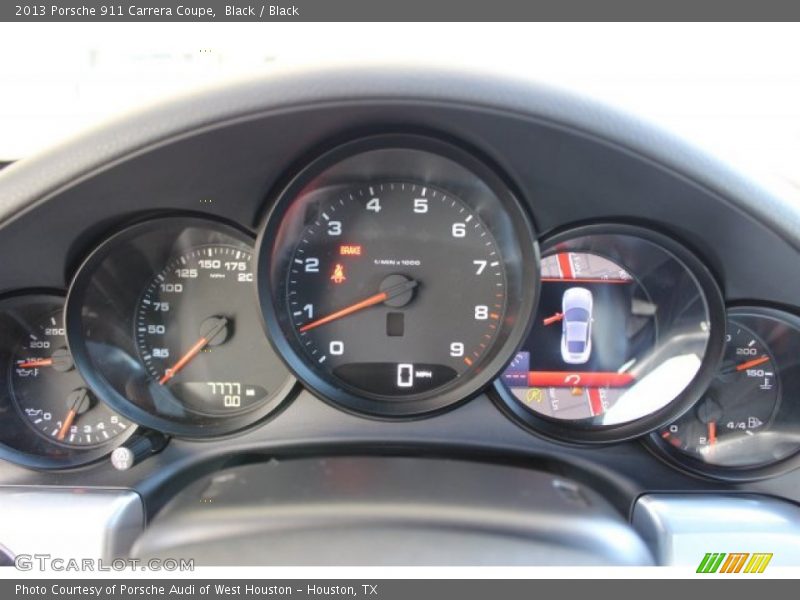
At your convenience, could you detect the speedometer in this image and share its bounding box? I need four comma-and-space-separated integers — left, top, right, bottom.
66, 217, 295, 437
134, 244, 271, 416
258, 136, 538, 417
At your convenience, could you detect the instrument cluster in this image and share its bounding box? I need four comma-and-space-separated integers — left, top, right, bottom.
1, 133, 799, 481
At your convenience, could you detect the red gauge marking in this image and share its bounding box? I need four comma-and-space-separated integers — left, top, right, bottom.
556, 253, 574, 279
708, 422, 717, 446
527, 371, 635, 388
17, 358, 53, 368
541, 278, 632, 284
735, 355, 769, 372
587, 388, 604, 416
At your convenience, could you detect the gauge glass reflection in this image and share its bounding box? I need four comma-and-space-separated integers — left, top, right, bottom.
66, 217, 294, 436
658, 320, 779, 466
496, 227, 724, 442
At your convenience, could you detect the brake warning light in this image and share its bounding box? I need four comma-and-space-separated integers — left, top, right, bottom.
339, 244, 362, 256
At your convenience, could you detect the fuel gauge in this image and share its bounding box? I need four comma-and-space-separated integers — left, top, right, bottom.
651, 306, 800, 479
658, 321, 779, 466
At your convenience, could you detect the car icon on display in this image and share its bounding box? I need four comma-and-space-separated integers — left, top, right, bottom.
561, 287, 593, 364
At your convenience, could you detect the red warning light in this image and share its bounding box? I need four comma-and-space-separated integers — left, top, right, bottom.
331, 263, 347, 284
339, 244, 362, 256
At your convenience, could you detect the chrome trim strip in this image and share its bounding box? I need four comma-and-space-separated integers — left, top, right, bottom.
0, 487, 143, 561
632, 493, 800, 566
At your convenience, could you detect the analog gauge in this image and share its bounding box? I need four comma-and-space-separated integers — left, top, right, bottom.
0, 294, 136, 469
650, 307, 800, 479
11, 307, 130, 447
495, 225, 726, 443
658, 321, 779, 463
66, 217, 295, 437
134, 244, 276, 417
259, 137, 538, 416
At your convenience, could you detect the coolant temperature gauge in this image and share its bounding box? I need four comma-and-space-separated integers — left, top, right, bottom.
657, 318, 779, 467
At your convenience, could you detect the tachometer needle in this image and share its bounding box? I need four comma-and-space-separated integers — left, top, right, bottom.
299, 279, 418, 333
735, 355, 769, 372
159, 317, 229, 385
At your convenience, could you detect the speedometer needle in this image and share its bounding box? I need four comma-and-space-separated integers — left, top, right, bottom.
159, 317, 229, 385
299, 279, 418, 333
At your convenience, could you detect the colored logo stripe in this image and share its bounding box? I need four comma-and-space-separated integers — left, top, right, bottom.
696, 552, 773, 573
744, 553, 773, 573
720, 553, 749, 573
697, 553, 726, 573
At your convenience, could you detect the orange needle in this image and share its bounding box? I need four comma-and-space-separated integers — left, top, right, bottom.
18, 358, 53, 368
708, 422, 717, 446
736, 355, 769, 372
542, 312, 563, 326
159, 336, 209, 385
159, 317, 229, 385
56, 408, 77, 441
299, 291, 388, 333
298, 279, 418, 333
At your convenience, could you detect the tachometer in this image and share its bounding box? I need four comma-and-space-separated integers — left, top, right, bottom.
258, 137, 538, 416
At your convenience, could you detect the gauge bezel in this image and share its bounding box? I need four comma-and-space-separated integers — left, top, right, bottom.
492, 222, 727, 444
66, 215, 297, 438
0, 291, 137, 469
256, 134, 540, 418
646, 305, 800, 481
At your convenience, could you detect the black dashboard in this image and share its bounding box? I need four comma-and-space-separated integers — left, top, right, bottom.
1, 65, 800, 565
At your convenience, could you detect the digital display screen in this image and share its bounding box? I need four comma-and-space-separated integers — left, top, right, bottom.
502, 252, 655, 420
